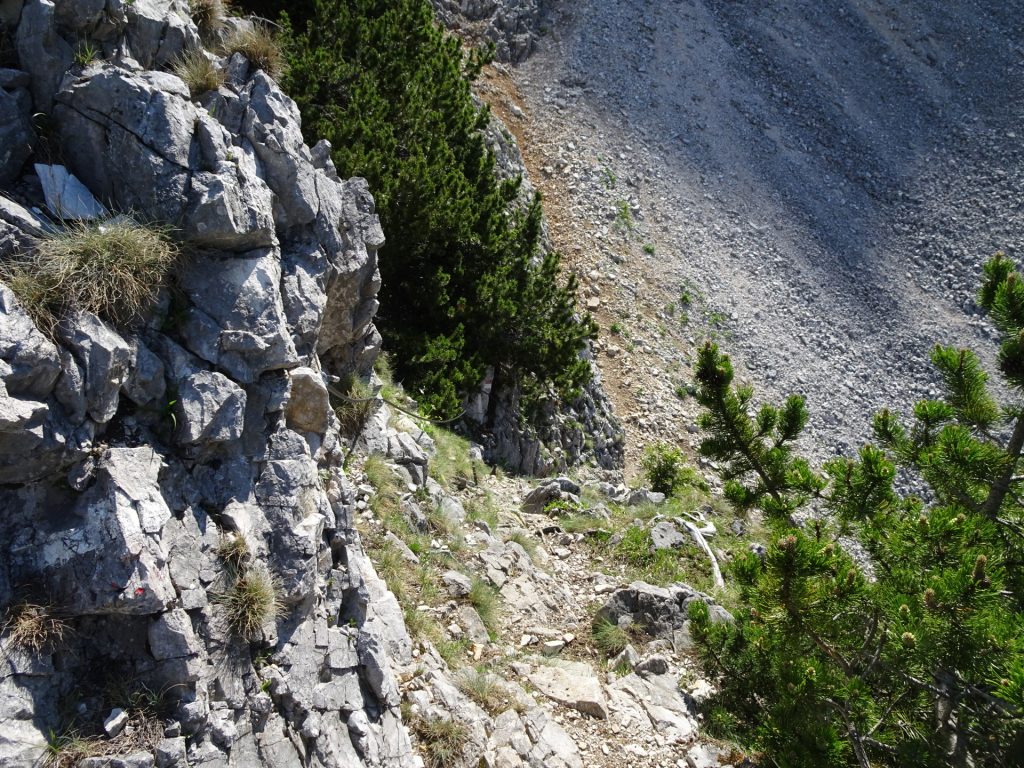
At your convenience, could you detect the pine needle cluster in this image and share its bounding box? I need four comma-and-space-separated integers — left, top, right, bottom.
689, 255, 1024, 767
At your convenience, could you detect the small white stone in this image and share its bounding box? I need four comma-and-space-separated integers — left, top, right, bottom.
104, 708, 128, 737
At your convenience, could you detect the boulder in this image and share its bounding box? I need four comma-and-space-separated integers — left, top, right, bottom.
442, 570, 472, 597
0, 283, 61, 399
596, 581, 732, 639
649, 520, 687, 551
607, 671, 698, 744
527, 660, 607, 719
179, 249, 298, 383
56, 310, 131, 424
285, 366, 330, 434
176, 370, 246, 445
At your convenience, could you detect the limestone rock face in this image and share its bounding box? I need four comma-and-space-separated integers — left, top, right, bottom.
429, 0, 544, 63
0, 73, 33, 185
0, 3, 401, 765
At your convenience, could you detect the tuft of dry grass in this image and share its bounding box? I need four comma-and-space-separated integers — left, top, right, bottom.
215, 533, 250, 574
591, 616, 631, 657
221, 24, 285, 79
2, 219, 178, 332
409, 715, 468, 768
172, 48, 225, 97
189, 0, 231, 37
1, 602, 69, 653
334, 375, 376, 436
455, 667, 507, 715
217, 562, 282, 640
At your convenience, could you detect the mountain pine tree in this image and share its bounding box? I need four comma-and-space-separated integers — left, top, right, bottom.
275, 0, 595, 417
689, 255, 1024, 767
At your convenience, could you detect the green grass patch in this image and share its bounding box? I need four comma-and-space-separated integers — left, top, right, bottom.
455, 666, 508, 715
468, 577, 499, 636
464, 494, 500, 530
591, 616, 631, 657
216, 562, 282, 640
423, 425, 483, 490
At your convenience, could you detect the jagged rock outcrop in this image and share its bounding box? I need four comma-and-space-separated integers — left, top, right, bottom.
429, 0, 546, 63
0, 5, 409, 767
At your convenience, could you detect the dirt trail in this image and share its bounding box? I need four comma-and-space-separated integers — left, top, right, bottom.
484, 0, 1024, 471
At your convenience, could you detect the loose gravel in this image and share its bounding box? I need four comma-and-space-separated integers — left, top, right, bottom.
481, 0, 1024, 472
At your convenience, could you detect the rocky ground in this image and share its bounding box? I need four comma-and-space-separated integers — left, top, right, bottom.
477, 0, 1024, 473
352, 394, 748, 768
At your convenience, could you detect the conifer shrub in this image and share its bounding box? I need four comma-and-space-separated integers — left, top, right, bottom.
688, 255, 1024, 767
641, 441, 707, 496
2, 219, 178, 332
277, 0, 595, 419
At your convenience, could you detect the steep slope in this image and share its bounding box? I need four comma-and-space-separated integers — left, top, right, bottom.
0, 4, 411, 766
490, 0, 1024, 468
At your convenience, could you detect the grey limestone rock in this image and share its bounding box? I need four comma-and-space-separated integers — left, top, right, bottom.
0, 283, 61, 399
284, 366, 330, 434
179, 250, 297, 383
241, 72, 320, 228
56, 310, 131, 424
0, 80, 33, 185
178, 368, 245, 444
55, 65, 196, 223
442, 569, 473, 597
121, 337, 166, 407
430, 0, 543, 63
35, 163, 108, 219
0, 3, 404, 765
16, 0, 73, 113
596, 581, 733, 640
0, 192, 48, 258
649, 520, 687, 550
26, 446, 176, 614
606, 671, 698, 745
148, 608, 199, 661
526, 660, 607, 719
0, 376, 75, 483
124, 0, 200, 70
